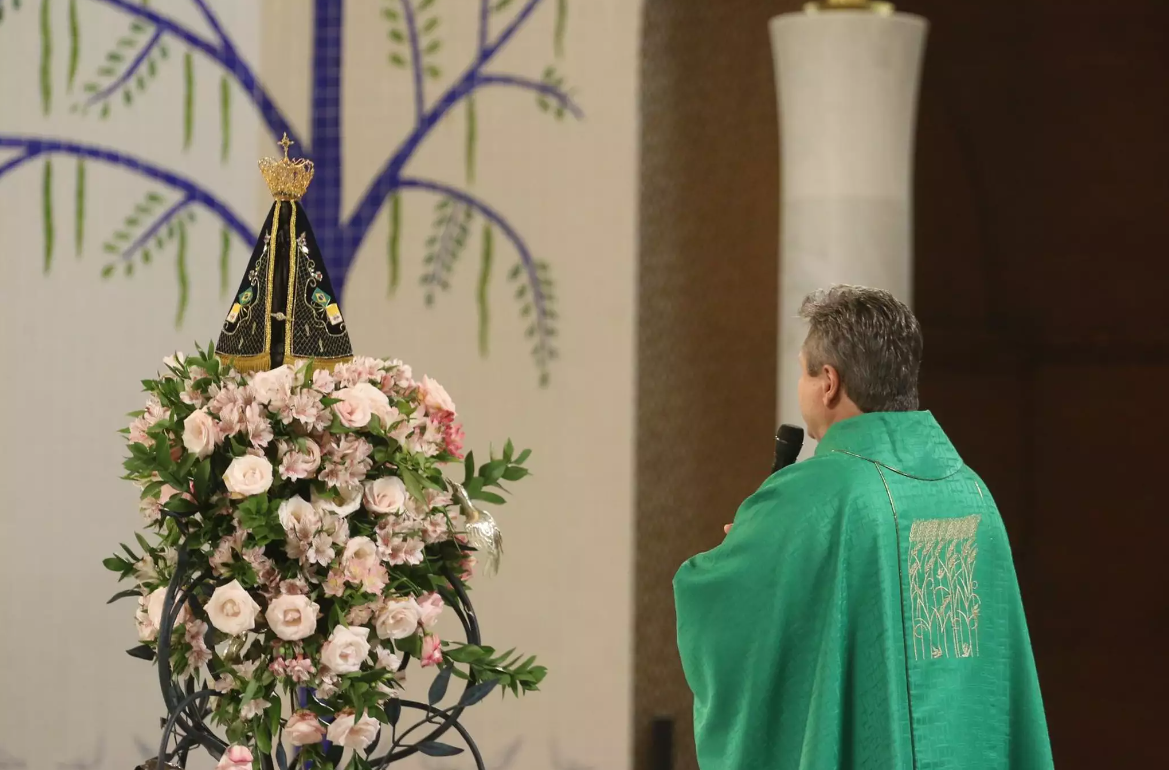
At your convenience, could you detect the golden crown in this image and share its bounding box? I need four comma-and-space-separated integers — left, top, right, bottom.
259, 133, 314, 201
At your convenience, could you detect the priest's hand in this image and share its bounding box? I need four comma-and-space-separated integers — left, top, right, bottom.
723, 524, 732, 536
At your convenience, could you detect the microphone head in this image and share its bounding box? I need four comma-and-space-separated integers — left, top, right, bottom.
772, 424, 805, 474
777, 424, 804, 447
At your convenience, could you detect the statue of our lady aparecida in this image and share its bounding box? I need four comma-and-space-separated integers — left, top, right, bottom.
216, 134, 353, 374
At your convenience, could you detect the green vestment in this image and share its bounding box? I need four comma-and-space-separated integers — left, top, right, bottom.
674, 412, 1053, 769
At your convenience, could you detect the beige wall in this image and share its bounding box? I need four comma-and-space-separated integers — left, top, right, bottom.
0, 2, 638, 769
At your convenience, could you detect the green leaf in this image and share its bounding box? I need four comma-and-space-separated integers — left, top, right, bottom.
126, 644, 155, 661
463, 451, 475, 484
474, 491, 506, 506
515, 448, 532, 464
193, 458, 212, 501
480, 459, 507, 485
418, 743, 462, 758
219, 226, 231, 297
107, 588, 140, 604
102, 556, 129, 572
459, 679, 498, 707
503, 439, 514, 462
385, 697, 401, 726
399, 467, 425, 505
267, 697, 282, 745
502, 466, 529, 482
255, 717, 272, 755
428, 665, 452, 705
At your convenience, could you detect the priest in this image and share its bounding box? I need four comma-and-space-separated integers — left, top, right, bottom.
674, 285, 1053, 769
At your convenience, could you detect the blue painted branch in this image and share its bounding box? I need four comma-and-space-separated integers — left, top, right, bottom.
344, 0, 546, 252
400, 0, 425, 124
478, 0, 489, 55
398, 176, 549, 333
190, 0, 235, 54
0, 135, 251, 244
476, 73, 584, 119
91, 0, 301, 149
122, 194, 193, 261
0, 149, 40, 179
85, 28, 162, 107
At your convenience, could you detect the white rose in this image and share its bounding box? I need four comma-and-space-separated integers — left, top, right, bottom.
205, 579, 261, 636
249, 365, 295, 406
326, 711, 380, 750
182, 409, 218, 459
419, 375, 456, 414
333, 387, 373, 428
374, 597, 422, 641
147, 586, 190, 629
223, 455, 273, 497
320, 625, 371, 674
278, 495, 321, 532
314, 482, 363, 517
363, 477, 408, 515
265, 594, 320, 641
284, 711, 326, 746
352, 382, 394, 425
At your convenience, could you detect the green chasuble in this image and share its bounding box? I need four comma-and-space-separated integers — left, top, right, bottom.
674, 412, 1053, 770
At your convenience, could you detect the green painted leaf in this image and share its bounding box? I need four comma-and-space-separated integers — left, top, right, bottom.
219, 226, 231, 297
219, 75, 230, 162
42, 159, 54, 273
67, 0, 79, 90
554, 0, 568, 58
175, 219, 188, 327
387, 193, 401, 296
465, 95, 477, 184
182, 51, 194, 150
74, 159, 84, 256
39, 0, 51, 115
478, 223, 493, 357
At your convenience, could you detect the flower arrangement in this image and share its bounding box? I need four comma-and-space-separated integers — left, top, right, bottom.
105, 345, 545, 769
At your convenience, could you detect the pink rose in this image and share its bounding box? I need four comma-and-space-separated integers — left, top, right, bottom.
416, 592, 444, 630
374, 597, 421, 641
419, 375, 456, 414
147, 586, 190, 629
363, 476, 408, 515
265, 594, 320, 641
320, 625, 371, 674
326, 710, 380, 750
182, 409, 218, 459
421, 634, 443, 667
284, 711, 327, 746
216, 746, 253, 770
223, 455, 273, 498
333, 387, 373, 428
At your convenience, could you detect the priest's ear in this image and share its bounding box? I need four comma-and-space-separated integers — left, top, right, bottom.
820, 363, 845, 408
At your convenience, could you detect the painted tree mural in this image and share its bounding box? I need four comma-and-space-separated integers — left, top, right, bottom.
0, 0, 580, 385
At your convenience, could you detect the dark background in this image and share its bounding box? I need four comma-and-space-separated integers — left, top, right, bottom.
638, 1, 1169, 768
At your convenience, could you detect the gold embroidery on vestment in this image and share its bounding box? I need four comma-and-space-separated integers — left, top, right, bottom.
909, 515, 982, 661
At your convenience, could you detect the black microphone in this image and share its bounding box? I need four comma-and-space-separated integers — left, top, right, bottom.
771, 424, 804, 474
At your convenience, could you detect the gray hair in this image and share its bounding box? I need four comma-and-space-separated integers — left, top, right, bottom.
799, 285, 922, 413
